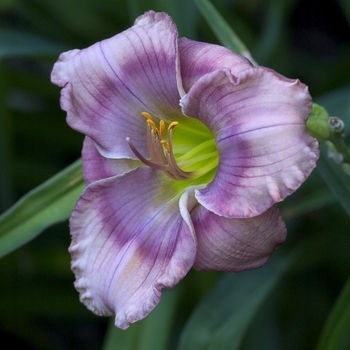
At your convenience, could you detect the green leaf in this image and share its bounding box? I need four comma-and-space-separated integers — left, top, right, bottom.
337, 0, 350, 28
0, 62, 14, 211
316, 275, 350, 350
280, 186, 335, 221
193, 0, 257, 64
0, 159, 84, 258
252, 0, 285, 64
316, 86, 350, 126
0, 0, 14, 11
315, 88, 350, 217
0, 29, 66, 59
177, 250, 298, 350
103, 286, 182, 350
316, 148, 350, 218
16, 0, 130, 46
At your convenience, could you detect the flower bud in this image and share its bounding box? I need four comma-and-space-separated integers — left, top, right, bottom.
306, 103, 330, 143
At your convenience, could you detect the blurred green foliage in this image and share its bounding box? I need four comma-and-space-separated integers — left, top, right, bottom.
1, 0, 350, 349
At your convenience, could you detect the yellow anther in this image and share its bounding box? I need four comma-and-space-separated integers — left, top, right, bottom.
160, 140, 171, 152
141, 111, 153, 121
142, 112, 159, 135
142, 112, 178, 141
159, 120, 166, 137
130, 112, 196, 181
146, 119, 157, 132
168, 121, 179, 131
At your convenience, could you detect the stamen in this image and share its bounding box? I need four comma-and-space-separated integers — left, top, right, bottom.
159, 120, 166, 137
127, 112, 199, 181
165, 124, 193, 180
141, 111, 153, 121
147, 119, 158, 133
160, 140, 171, 153
126, 137, 166, 171
168, 121, 179, 131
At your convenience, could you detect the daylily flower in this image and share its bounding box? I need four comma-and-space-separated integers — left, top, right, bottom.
51, 11, 319, 329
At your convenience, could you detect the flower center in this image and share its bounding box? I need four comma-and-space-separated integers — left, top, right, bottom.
127, 112, 218, 182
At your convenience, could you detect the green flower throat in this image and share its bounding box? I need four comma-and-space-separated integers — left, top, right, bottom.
127, 112, 218, 185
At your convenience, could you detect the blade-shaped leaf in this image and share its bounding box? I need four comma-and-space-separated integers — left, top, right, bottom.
337, 0, 350, 27
103, 286, 182, 350
193, 0, 257, 64
280, 186, 335, 221
316, 147, 350, 218
177, 250, 298, 350
0, 29, 67, 59
316, 275, 350, 350
0, 159, 84, 258
252, 0, 287, 64
316, 86, 350, 125
315, 87, 350, 218
0, 62, 13, 211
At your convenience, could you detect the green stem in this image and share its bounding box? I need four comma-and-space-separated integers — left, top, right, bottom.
329, 132, 350, 164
